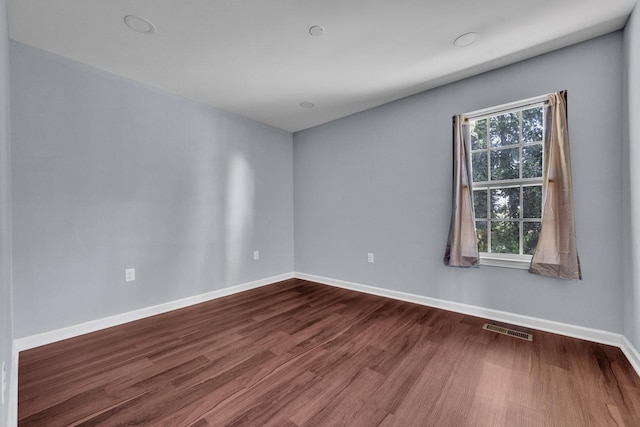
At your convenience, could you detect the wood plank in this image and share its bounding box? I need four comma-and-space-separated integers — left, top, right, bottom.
18, 278, 640, 426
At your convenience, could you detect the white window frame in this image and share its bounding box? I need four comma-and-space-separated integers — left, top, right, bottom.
466, 95, 547, 269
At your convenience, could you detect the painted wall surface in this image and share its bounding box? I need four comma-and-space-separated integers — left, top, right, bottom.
10, 42, 294, 338
0, 0, 13, 422
294, 33, 625, 333
624, 6, 640, 349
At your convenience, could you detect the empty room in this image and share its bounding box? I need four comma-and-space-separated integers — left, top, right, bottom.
2, 0, 640, 425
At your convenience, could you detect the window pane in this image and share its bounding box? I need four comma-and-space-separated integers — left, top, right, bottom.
473, 190, 488, 219
491, 221, 520, 254
471, 119, 487, 150
491, 187, 520, 219
472, 151, 488, 182
522, 144, 543, 178
490, 112, 519, 147
523, 186, 542, 218
523, 222, 541, 255
490, 147, 519, 180
522, 107, 543, 142
476, 221, 488, 252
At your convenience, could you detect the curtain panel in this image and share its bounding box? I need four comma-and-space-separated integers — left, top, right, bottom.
529, 91, 582, 280
444, 115, 479, 267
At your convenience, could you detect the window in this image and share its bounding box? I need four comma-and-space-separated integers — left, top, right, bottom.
469, 101, 544, 268
446, 91, 579, 277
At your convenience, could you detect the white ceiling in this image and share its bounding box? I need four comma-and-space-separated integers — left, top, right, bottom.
7, 0, 637, 132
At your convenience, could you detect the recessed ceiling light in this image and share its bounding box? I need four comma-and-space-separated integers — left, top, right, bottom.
124, 15, 156, 34
309, 25, 325, 37
300, 101, 315, 109
453, 32, 478, 47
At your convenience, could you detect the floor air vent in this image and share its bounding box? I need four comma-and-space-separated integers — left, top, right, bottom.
483, 323, 533, 341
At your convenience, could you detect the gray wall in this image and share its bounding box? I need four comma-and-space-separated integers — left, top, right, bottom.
10, 42, 294, 338
6, 13, 637, 348
294, 33, 625, 333
624, 6, 640, 349
0, 0, 13, 422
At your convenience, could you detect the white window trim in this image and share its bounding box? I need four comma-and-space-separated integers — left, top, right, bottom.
479, 252, 532, 270
465, 93, 550, 120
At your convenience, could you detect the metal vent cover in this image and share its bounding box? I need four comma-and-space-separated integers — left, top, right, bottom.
483, 323, 533, 341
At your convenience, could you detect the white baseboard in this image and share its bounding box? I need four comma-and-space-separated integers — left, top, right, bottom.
294, 272, 622, 347
11, 269, 640, 418
14, 272, 294, 352
621, 335, 640, 376
7, 343, 18, 427
294, 272, 637, 366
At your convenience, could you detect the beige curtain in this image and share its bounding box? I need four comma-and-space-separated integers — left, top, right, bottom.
529, 91, 582, 280
444, 115, 479, 267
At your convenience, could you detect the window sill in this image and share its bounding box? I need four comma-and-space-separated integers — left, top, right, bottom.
479, 253, 532, 270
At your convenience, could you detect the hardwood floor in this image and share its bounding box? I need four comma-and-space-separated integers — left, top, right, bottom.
18, 279, 640, 426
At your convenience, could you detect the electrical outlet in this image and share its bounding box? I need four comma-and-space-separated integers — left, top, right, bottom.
253, 250, 260, 261
368, 253, 374, 264
1, 360, 6, 405
125, 268, 136, 282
